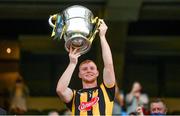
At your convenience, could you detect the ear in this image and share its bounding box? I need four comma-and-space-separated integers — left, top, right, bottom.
96, 70, 99, 77
78, 72, 82, 79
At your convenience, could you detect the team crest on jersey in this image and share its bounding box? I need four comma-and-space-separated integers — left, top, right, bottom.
78, 97, 99, 111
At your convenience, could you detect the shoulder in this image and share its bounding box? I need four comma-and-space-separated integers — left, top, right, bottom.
100, 83, 115, 101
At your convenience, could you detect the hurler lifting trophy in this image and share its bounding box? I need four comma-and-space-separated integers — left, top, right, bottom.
48, 5, 102, 54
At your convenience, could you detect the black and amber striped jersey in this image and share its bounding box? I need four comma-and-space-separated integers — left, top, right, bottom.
66, 83, 115, 115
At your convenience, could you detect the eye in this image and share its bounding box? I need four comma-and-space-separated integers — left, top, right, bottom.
82, 67, 87, 71
157, 108, 161, 111
90, 67, 95, 70
152, 108, 156, 112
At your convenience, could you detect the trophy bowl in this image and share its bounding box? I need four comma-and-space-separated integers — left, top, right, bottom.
49, 5, 101, 54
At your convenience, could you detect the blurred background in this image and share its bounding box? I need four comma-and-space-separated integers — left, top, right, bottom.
0, 0, 180, 115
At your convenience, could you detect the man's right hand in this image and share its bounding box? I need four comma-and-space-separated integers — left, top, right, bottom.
69, 47, 81, 65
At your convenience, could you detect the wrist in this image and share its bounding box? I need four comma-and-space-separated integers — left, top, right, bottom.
100, 35, 106, 39
69, 62, 77, 66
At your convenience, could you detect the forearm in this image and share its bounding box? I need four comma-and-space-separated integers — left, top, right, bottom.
56, 63, 76, 93
100, 35, 115, 86
98, 20, 115, 86
100, 35, 113, 66
56, 47, 80, 102
126, 93, 134, 103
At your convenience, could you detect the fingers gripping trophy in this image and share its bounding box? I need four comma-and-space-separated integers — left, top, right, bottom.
48, 5, 102, 54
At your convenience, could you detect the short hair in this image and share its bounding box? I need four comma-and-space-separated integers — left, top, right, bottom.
79, 59, 96, 69
150, 98, 167, 111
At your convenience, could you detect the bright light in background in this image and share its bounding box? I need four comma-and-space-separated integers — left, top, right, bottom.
6, 47, 11, 54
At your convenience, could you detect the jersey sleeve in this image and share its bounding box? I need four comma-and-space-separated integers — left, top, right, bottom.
102, 83, 115, 101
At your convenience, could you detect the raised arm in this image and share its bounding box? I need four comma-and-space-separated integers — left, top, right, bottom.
99, 20, 115, 87
56, 48, 81, 103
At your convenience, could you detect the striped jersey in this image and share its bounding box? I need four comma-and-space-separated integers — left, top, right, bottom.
66, 83, 115, 115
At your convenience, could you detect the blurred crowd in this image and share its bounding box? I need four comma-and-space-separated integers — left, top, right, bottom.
112, 81, 167, 116
0, 80, 171, 115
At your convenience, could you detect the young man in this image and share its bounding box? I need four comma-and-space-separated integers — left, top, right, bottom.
56, 20, 116, 115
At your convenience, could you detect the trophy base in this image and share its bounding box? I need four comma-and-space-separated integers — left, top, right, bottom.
65, 34, 91, 54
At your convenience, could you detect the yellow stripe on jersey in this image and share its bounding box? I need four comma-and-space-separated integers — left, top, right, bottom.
80, 92, 88, 115
66, 83, 115, 116
72, 90, 76, 115
92, 89, 100, 115
100, 84, 114, 115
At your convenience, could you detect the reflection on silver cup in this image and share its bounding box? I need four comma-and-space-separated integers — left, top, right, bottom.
48, 5, 101, 54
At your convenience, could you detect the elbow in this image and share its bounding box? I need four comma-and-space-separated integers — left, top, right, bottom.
104, 67, 116, 85
56, 88, 60, 95
56, 86, 64, 96
105, 65, 115, 76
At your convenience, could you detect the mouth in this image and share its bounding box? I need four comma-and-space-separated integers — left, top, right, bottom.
85, 73, 94, 77
85, 74, 93, 77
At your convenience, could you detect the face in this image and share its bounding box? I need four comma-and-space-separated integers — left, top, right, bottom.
150, 102, 166, 114
79, 61, 99, 83
132, 82, 142, 92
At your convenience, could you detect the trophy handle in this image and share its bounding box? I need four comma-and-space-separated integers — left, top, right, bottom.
48, 14, 57, 28
48, 14, 57, 37
49, 14, 64, 40
89, 17, 102, 43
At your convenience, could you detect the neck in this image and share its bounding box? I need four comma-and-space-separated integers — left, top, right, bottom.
82, 81, 97, 89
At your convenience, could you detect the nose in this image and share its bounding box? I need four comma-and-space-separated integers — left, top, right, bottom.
153, 109, 159, 113
86, 67, 91, 72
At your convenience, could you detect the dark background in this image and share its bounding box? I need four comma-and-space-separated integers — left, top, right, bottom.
0, 0, 180, 98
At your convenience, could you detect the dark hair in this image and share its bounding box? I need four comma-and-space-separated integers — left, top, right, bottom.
151, 98, 165, 105
129, 112, 137, 115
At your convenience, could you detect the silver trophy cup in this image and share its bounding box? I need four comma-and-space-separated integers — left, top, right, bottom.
48, 5, 102, 54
